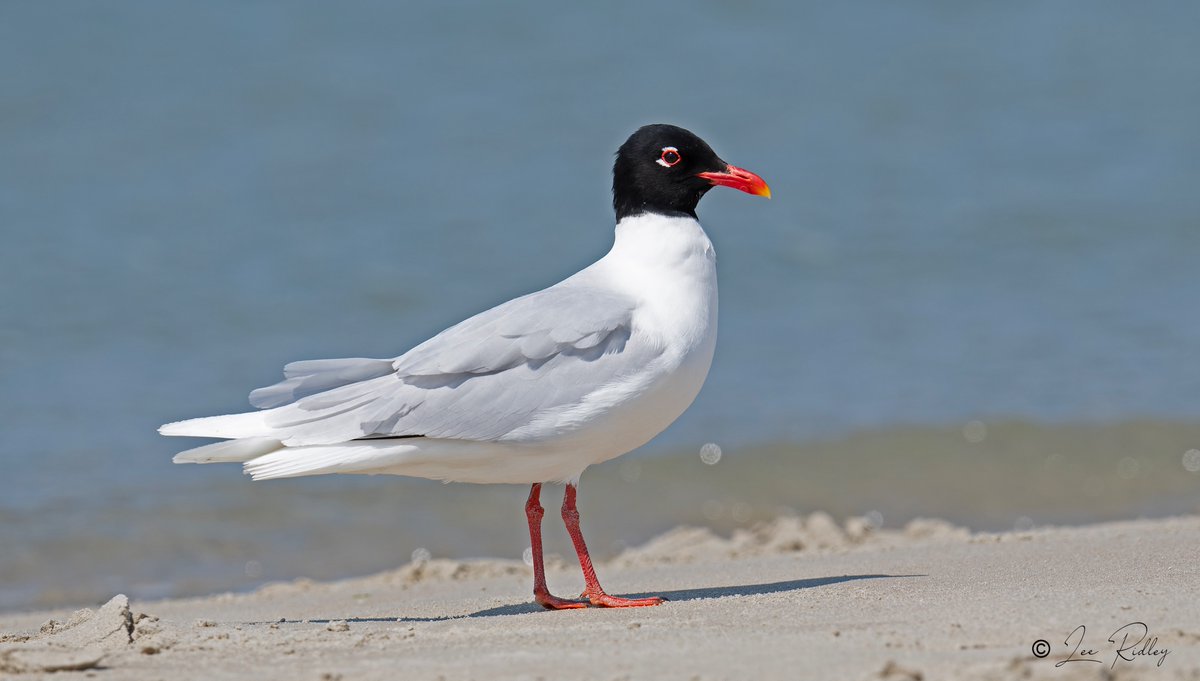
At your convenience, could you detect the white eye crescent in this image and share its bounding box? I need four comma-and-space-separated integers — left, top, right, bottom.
657, 146, 681, 168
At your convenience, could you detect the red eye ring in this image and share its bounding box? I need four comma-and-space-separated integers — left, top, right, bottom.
657, 146, 681, 168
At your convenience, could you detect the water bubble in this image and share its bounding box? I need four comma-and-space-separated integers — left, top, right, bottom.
1116, 457, 1140, 480
864, 510, 884, 529
699, 443, 723, 465
730, 501, 753, 524
410, 547, 431, 563
1014, 516, 1034, 532
522, 547, 534, 567
1183, 449, 1200, 473
244, 560, 263, 578
702, 499, 724, 521
962, 420, 987, 444
618, 460, 641, 483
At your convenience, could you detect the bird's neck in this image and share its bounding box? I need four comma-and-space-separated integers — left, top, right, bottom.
613, 203, 697, 223
608, 213, 715, 267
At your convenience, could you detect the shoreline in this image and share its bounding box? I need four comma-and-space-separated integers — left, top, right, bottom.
2, 513, 1198, 679
7, 418, 1200, 614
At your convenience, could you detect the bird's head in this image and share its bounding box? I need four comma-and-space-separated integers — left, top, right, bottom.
612, 123, 770, 221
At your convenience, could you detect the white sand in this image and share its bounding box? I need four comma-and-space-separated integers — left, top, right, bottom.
2, 514, 1197, 680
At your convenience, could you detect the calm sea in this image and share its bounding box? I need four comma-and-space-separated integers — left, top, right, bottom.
1, 2, 1198, 611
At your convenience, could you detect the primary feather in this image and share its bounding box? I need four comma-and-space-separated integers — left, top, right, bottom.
248, 358, 396, 409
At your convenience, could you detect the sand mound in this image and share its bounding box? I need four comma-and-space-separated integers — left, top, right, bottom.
612, 512, 970, 568
381, 558, 528, 585
0, 594, 162, 675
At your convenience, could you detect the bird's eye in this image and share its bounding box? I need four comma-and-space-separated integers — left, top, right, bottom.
657, 146, 682, 168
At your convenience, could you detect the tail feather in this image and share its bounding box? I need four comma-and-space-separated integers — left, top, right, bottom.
243, 441, 420, 480
159, 411, 271, 439
173, 437, 283, 464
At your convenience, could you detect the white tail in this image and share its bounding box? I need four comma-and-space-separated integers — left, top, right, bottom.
159, 411, 270, 439
243, 440, 422, 480
173, 437, 283, 464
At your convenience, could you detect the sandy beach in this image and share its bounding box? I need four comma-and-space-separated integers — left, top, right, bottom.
2, 513, 1196, 680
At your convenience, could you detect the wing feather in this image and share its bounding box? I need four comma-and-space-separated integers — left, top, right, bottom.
249, 358, 395, 408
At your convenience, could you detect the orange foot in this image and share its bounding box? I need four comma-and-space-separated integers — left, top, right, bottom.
583, 591, 665, 608
534, 591, 588, 610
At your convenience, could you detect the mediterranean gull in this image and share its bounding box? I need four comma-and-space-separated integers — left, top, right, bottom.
160, 124, 771, 609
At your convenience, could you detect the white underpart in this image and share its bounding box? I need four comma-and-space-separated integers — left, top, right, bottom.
161, 213, 718, 485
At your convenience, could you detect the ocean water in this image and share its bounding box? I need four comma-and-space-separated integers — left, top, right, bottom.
1, 2, 1198, 611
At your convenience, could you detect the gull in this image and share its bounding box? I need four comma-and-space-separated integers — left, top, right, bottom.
161, 124, 771, 609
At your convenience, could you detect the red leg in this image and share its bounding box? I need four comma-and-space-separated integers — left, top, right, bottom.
525, 483, 586, 609
561, 483, 664, 608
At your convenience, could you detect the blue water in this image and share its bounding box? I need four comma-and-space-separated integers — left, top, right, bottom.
1, 2, 1198, 610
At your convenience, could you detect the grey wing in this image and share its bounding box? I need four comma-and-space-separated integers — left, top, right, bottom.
248, 358, 397, 409
253, 285, 657, 446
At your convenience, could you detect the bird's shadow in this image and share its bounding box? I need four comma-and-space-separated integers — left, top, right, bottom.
258, 573, 918, 625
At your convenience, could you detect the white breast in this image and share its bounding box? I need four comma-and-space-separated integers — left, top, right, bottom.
556, 213, 719, 465
604, 213, 719, 349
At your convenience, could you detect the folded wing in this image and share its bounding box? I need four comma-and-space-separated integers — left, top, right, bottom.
238, 285, 653, 446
